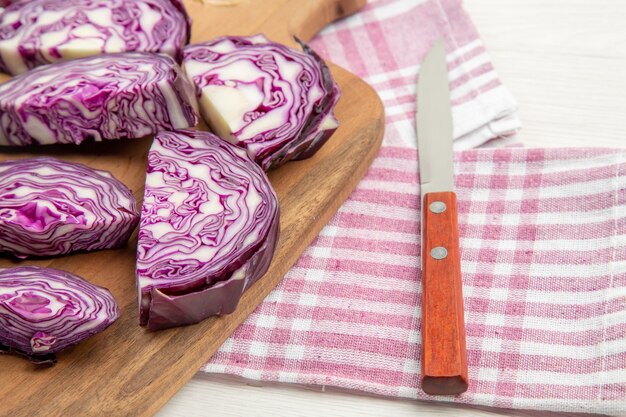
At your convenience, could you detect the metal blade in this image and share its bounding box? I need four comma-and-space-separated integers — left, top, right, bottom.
416, 40, 454, 196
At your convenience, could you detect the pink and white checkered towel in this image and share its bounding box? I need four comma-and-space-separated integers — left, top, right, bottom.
201, 1, 626, 415
310, 0, 521, 149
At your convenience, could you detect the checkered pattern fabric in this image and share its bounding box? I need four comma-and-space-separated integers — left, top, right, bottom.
201, 1, 626, 414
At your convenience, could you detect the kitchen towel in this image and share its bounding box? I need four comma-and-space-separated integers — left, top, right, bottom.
201, 0, 626, 415
203, 146, 626, 415
308, 0, 521, 149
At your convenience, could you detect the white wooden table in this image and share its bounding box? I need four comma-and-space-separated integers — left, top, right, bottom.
158, 1, 626, 416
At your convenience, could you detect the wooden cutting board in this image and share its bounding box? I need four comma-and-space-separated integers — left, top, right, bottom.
0, 1, 384, 416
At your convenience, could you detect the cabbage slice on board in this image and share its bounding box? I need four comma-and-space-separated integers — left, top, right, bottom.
0, 157, 139, 258
0, 0, 191, 75
0, 52, 198, 146
136, 130, 279, 331
183, 35, 340, 171
0, 266, 119, 365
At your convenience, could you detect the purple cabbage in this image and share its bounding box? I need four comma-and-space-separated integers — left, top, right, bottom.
0, 157, 139, 258
0, 266, 119, 364
136, 130, 279, 331
0, 0, 191, 75
183, 34, 341, 171
0, 52, 198, 146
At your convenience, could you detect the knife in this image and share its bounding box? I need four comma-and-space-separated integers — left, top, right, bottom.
416, 40, 468, 395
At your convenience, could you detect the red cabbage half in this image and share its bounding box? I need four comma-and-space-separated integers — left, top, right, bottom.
0, 0, 191, 75
0, 52, 198, 146
0, 157, 139, 258
136, 130, 279, 331
183, 35, 340, 171
0, 266, 119, 364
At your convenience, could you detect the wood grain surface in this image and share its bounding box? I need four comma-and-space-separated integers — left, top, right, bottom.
420, 192, 468, 396
0, 1, 384, 416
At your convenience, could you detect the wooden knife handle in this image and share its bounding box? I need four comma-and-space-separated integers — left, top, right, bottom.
421, 192, 468, 395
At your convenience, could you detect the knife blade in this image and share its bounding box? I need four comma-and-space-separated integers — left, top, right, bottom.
416, 40, 468, 396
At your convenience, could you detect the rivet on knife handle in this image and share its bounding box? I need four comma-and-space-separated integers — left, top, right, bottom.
421, 191, 468, 395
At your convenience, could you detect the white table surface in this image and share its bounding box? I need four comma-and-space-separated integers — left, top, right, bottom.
158, 1, 626, 416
